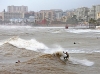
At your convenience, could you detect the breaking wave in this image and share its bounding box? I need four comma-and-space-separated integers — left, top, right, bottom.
66, 29, 100, 34
5, 36, 48, 52
0, 25, 32, 30
0, 36, 100, 54
0, 36, 95, 66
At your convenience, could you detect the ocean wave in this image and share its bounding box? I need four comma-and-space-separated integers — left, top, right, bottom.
0, 38, 95, 66
0, 42, 4, 46
69, 57, 94, 66
51, 31, 61, 34
34, 27, 64, 29
0, 36, 100, 54
66, 29, 100, 34
0, 25, 32, 30
5, 36, 48, 52
27, 53, 94, 67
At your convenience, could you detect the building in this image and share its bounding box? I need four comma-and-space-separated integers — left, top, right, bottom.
53, 9, 63, 21
66, 10, 74, 18
0, 12, 3, 23
97, 12, 100, 19
35, 10, 55, 24
35, 9, 66, 22
88, 5, 100, 20
95, 5, 100, 19
0, 5, 29, 23
23, 11, 35, 23
7, 5, 28, 13
24, 11, 34, 18
74, 7, 89, 21
64, 10, 74, 22
0, 11, 24, 22
88, 6, 96, 20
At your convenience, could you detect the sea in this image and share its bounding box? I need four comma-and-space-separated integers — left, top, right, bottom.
0, 25, 100, 74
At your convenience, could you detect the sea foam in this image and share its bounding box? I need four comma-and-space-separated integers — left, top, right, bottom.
69, 57, 94, 66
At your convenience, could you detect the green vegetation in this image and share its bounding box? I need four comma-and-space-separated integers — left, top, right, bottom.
97, 18, 100, 26
89, 18, 96, 24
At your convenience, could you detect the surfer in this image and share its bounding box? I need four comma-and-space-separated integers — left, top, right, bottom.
53, 51, 69, 61
63, 51, 69, 60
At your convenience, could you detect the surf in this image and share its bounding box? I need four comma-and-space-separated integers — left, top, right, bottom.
68, 57, 94, 66
0, 36, 100, 54
0, 36, 95, 66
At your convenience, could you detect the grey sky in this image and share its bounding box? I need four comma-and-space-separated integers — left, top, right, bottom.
0, 0, 100, 12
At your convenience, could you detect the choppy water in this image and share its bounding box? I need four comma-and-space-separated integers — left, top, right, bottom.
0, 25, 100, 74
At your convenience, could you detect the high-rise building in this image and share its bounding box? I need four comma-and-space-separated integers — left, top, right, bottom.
97, 12, 100, 19
88, 6, 96, 20
74, 7, 89, 21
88, 5, 100, 20
35, 10, 54, 21
7, 5, 28, 13
0, 12, 24, 22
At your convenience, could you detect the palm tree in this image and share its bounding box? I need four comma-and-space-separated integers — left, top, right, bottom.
89, 18, 96, 24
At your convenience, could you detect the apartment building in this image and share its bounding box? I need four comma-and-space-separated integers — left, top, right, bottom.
88, 5, 100, 20
0, 11, 24, 22
95, 5, 100, 19
64, 10, 74, 21
7, 5, 28, 13
97, 12, 100, 19
88, 6, 96, 20
74, 7, 89, 21
0, 13, 2, 22
0, 5, 28, 22
53, 9, 63, 21
35, 10, 54, 22
35, 9, 67, 22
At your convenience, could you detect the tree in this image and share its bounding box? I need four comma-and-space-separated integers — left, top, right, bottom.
97, 18, 100, 26
89, 18, 96, 24
89, 18, 97, 28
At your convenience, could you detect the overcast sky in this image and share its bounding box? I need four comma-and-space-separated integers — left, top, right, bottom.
0, 0, 100, 12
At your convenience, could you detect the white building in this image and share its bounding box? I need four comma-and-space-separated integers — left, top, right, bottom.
88, 5, 100, 20
0, 11, 24, 22
88, 6, 96, 20
74, 7, 89, 21
54, 10, 63, 21
7, 5, 28, 13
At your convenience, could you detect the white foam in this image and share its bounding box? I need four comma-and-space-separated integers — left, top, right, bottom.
34, 27, 64, 29
69, 57, 94, 66
0, 25, 32, 30
6, 36, 48, 52
0, 42, 4, 46
66, 29, 100, 34
44, 45, 100, 54
51, 31, 61, 34
44, 45, 65, 54
0, 37, 100, 54
0, 40, 6, 46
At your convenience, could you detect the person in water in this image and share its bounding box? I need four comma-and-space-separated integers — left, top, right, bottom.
63, 51, 69, 60
53, 51, 69, 61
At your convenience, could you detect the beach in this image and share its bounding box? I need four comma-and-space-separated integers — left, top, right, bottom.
0, 25, 100, 74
